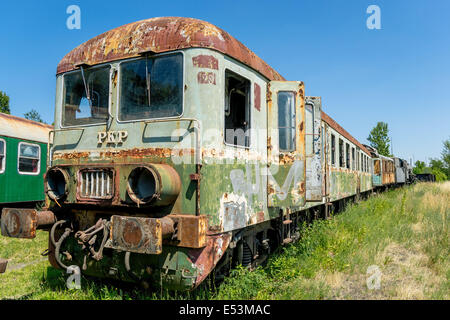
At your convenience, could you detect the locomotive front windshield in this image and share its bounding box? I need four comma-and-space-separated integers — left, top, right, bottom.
62, 66, 110, 127
119, 53, 183, 121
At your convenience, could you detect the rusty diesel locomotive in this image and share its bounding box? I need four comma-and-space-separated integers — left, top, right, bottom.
0, 17, 410, 290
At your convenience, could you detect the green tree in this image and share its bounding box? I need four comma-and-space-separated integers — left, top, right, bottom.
413, 160, 426, 175
367, 122, 391, 156
23, 109, 44, 123
442, 137, 450, 178
0, 91, 10, 114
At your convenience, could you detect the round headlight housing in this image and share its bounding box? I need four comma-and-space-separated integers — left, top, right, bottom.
45, 167, 69, 201
127, 164, 181, 206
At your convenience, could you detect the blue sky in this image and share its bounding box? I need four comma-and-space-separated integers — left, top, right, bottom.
0, 0, 448, 163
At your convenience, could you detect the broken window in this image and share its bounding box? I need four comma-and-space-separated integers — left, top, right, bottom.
0, 139, 5, 173
18, 142, 40, 175
62, 65, 110, 127
119, 53, 183, 121
278, 91, 296, 152
331, 134, 336, 166
224, 70, 251, 147
339, 138, 344, 168
374, 159, 380, 174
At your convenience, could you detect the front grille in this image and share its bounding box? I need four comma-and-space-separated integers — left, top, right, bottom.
79, 169, 114, 199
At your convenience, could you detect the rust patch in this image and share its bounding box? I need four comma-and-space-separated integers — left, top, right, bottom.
192, 55, 218, 69
167, 214, 207, 248
279, 153, 295, 165
197, 71, 216, 85
56, 17, 285, 82
123, 220, 143, 246
1, 208, 38, 239
187, 233, 231, 288
257, 211, 265, 223
254, 83, 261, 111
108, 215, 163, 254
53, 148, 194, 161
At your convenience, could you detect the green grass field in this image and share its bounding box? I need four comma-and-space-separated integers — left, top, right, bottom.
0, 182, 448, 300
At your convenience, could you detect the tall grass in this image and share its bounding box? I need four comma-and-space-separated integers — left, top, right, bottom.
0, 182, 448, 300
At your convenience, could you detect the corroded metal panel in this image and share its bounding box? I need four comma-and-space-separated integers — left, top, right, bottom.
266, 81, 306, 208
188, 233, 231, 287
168, 214, 207, 248
108, 215, 163, 254
1, 208, 55, 239
305, 97, 322, 201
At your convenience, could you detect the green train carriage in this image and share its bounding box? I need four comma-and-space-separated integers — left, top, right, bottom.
0, 113, 52, 207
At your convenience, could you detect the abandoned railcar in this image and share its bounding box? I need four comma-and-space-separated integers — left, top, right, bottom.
0, 113, 52, 207
2, 17, 384, 288
393, 157, 413, 185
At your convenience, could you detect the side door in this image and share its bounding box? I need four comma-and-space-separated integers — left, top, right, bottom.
266, 81, 305, 208
305, 97, 323, 201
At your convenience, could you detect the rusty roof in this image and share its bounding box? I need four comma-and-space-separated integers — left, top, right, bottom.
57, 17, 285, 81
321, 111, 371, 156
0, 112, 53, 144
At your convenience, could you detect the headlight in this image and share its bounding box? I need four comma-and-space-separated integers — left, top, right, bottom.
45, 167, 69, 201
127, 164, 181, 206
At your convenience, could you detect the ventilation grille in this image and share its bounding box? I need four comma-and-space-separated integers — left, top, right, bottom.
79, 169, 114, 199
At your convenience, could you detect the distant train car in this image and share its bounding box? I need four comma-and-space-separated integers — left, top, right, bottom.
416, 173, 436, 182
0, 113, 52, 208
393, 157, 411, 185
364, 145, 395, 188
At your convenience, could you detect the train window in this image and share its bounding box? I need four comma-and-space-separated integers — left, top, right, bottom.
352, 147, 355, 170
345, 143, 350, 169
62, 65, 110, 127
0, 139, 5, 173
278, 91, 296, 151
339, 138, 344, 167
331, 134, 336, 166
305, 103, 313, 154
119, 53, 183, 121
18, 142, 40, 175
224, 70, 251, 147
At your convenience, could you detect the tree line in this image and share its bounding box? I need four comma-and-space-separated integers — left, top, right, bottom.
368, 121, 449, 181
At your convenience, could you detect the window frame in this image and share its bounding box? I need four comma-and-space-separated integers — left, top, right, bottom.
339, 138, 344, 168
352, 147, 355, 171
278, 90, 297, 152
223, 68, 252, 149
60, 62, 113, 129
331, 134, 336, 167
0, 138, 5, 174
17, 142, 41, 176
116, 51, 186, 124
